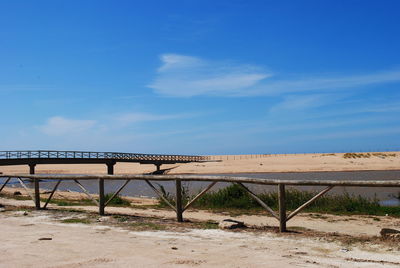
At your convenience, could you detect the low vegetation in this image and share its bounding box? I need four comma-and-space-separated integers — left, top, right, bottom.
343, 152, 397, 159
103, 193, 131, 206
158, 184, 400, 217
45, 193, 131, 207
61, 218, 91, 224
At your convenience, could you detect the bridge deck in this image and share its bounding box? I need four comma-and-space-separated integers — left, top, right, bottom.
0, 150, 208, 166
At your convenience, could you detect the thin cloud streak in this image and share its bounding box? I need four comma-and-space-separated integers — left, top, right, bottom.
115, 112, 188, 125
148, 54, 400, 97
38, 116, 97, 136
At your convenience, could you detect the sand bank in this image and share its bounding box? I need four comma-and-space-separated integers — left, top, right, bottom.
1, 152, 399, 175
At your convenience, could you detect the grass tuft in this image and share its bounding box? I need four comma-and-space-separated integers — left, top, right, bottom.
103, 193, 131, 206
61, 218, 91, 224
158, 184, 400, 217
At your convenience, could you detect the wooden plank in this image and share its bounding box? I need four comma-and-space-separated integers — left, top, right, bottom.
104, 180, 131, 207
278, 184, 287, 232
236, 182, 279, 220
43, 180, 61, 209
286, 186, 334, 221
6, 174, 400, 187
73, 179, 99, 206
144, 180, 176, 212
0, 177, 11, 192
183, 182, 217, 212
175, 179, 183, 222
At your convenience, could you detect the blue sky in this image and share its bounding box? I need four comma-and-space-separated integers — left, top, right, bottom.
1, 0, 400, 154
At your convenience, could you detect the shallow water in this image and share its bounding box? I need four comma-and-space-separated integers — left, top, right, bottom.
3, 170, 400, 206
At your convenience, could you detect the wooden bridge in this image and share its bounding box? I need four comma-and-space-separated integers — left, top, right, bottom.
0, 150, 208, 174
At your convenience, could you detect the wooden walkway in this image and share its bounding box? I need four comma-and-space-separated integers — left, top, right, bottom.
1, 174, 399, 232
0, 150, 208, 174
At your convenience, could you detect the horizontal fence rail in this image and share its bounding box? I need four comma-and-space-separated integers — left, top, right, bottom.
1, 174, 399, 232
0, 150, 208, 162
2, 174, 400, 187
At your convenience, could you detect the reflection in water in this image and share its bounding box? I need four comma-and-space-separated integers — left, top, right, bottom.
3, 170, 400, 206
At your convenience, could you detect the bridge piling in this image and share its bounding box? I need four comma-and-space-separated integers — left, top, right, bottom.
155, 164, 161, 172
29, 164, 36, 175
107, 163, 115, 175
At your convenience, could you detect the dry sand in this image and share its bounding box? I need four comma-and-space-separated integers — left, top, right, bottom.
1, 196, 400, 268
1, 152, 399, 175
1, 152, 399, 267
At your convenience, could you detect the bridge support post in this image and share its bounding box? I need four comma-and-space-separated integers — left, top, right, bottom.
107, 163, 115, 175
155, 164, 161, 172
175, 179, 183, 222
99, 179, 105, 215
29, 164, 36, 175
34, 178, 41, 210
278, 184, 287, 232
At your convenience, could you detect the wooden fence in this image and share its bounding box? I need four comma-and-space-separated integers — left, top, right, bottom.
1, 174, 399, 232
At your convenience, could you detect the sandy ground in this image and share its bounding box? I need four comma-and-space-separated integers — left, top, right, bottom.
0, 197, 400, 268
1, 152, 399, 267
1, 152, 399, 175
1, 188, 400, 237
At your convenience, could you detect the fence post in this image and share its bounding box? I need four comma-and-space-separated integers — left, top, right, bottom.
99, 179, 105, 215
34, 178, 41, 209
278, 184, 287, 232
175, 179, 183, 222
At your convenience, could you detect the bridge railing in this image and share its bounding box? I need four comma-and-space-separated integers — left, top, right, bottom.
0, 150, 208, 162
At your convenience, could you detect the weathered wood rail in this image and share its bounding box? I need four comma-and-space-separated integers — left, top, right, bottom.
1, 174, 399, 232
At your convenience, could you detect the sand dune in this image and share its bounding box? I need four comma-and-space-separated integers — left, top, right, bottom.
1, 152, 399, 175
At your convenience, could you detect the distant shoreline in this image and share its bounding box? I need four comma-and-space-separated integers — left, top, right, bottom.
0, 152, 399, 175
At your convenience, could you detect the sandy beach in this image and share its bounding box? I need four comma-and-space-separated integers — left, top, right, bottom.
1, 195, 400, 268
1, 152, 399, 267
1, 152, 399, 175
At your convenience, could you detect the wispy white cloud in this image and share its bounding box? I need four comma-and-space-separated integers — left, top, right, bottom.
148, 54, 270, 97
250, 70, 400, 96
38, 116, 97, 136
148, 54, 400, 97
269, 93, 345, 112
115, 112, 186, 125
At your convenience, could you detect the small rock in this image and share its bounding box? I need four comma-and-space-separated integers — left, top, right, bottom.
380, 228, 400, 240
15, 211, 28, 216
38, 237, 52, 241
171, 247, 178, 250
13, 191, 22, 196
218, 219, 246, 229
0, 207, 6, 212
97, 216, 110, 222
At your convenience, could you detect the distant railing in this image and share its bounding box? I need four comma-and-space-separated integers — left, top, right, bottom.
0, 150, 208, 162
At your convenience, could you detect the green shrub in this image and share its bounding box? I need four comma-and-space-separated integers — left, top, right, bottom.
158, 184, 400, 216
103, 193, 131, 206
